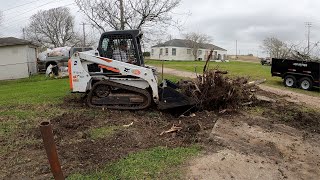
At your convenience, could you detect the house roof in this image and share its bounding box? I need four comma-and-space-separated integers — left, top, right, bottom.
0, 37, 38, 47
152, 39, 227, 51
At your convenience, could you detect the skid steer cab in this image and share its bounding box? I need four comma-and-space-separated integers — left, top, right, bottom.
68, 29, 194, 110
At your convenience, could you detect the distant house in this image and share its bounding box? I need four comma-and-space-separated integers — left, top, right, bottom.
0, 37, 39, 80
150, 39, 227, 61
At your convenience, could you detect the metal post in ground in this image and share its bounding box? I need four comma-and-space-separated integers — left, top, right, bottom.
39, 121, 64, 180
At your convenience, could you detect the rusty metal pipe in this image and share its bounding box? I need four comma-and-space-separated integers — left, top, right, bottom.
40, 121, 64, 180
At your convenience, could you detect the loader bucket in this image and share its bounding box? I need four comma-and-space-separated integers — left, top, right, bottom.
157, 80, 196, 110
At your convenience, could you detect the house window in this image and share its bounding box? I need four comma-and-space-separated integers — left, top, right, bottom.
165, 48, 168, 55
198, 50, 202, 55
172, 48, 176, 56
151, 49, 154, 56
187, 49, 191, 54
160, 48, 163, 55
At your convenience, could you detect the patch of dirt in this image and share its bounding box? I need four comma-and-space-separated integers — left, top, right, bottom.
186, 113, 320, 180
55, 110, 220, 177
0, 109, 220, 179
258, 85, 320, 109
51, 112, 95, 139
62, 94, 87, 108
254, 89, 320, 134
261, 102, 320, 133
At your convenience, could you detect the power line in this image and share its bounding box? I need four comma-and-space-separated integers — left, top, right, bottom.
4, 0, 65, 23
1, 2, 76, 32
0, 2, 77, 37
2, 0, 43, 12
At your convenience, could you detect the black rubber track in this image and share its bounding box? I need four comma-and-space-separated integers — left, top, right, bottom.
86, 80, 152, 110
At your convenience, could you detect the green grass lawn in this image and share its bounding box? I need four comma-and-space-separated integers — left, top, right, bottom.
68, 146, 199, 180
146, 60, 320, 97
0, 75, 70, 106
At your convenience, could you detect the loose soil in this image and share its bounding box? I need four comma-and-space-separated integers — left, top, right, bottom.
0, 105, 219, 179
186, 112, 320, 180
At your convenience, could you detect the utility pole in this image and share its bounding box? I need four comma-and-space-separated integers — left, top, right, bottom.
80, 23, 90, 46
22, 28, 25, 39
305, 22, 312, 55
119, 0, 125, 30
236, 40, 238, 59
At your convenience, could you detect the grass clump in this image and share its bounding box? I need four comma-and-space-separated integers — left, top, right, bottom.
68, 146, 200, 180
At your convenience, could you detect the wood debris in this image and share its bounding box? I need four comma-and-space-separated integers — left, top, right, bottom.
123, 122, 134, 127
160, 124, 183, 136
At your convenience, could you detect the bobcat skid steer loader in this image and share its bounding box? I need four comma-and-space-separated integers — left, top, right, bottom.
68, 30, 194, 110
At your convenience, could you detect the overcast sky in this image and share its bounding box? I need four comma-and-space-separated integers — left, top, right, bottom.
0, 0, 319, 56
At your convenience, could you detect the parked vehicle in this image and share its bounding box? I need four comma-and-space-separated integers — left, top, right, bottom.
271, 58, 320, 90
38, 47, 94, 72
261, 57, 271, 65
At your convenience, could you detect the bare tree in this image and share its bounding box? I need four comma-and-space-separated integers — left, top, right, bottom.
261, 37, 293, 59
261, 37, 320, 61
184, 32, 212, 60
25, 7, 78, 47
290, 41, 320, 61
75, 0, 181, 33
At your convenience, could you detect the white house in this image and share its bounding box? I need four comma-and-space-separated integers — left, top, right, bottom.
0, 37, 38, 80
150, 39, 227, 61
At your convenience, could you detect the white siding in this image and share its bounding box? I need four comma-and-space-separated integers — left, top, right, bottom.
151, 46, 195, 61
27, 46, 38, 75
0, 45, 33, 80
150, 46, 227, 61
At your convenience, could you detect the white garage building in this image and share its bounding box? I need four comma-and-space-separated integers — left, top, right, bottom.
0, 37, 38, 80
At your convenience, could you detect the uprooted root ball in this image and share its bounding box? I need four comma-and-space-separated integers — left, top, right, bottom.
178, 69, 256, 111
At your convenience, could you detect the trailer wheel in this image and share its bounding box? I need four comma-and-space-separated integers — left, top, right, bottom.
284, 75, 296, 88
299, 77, 312, 90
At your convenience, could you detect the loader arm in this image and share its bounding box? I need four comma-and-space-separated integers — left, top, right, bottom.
68, 52, 159, 103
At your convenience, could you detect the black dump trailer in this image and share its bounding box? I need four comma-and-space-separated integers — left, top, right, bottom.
271, 58, 320, 90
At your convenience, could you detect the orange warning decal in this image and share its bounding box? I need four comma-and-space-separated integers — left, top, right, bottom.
99, 57, 113, 63
68, 59, 73, 90
98, 65, 120, 73
132, 69, 141, 75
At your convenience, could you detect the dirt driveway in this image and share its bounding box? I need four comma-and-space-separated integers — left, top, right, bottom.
186, 114, 320, 180
157, 67, 320, 110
